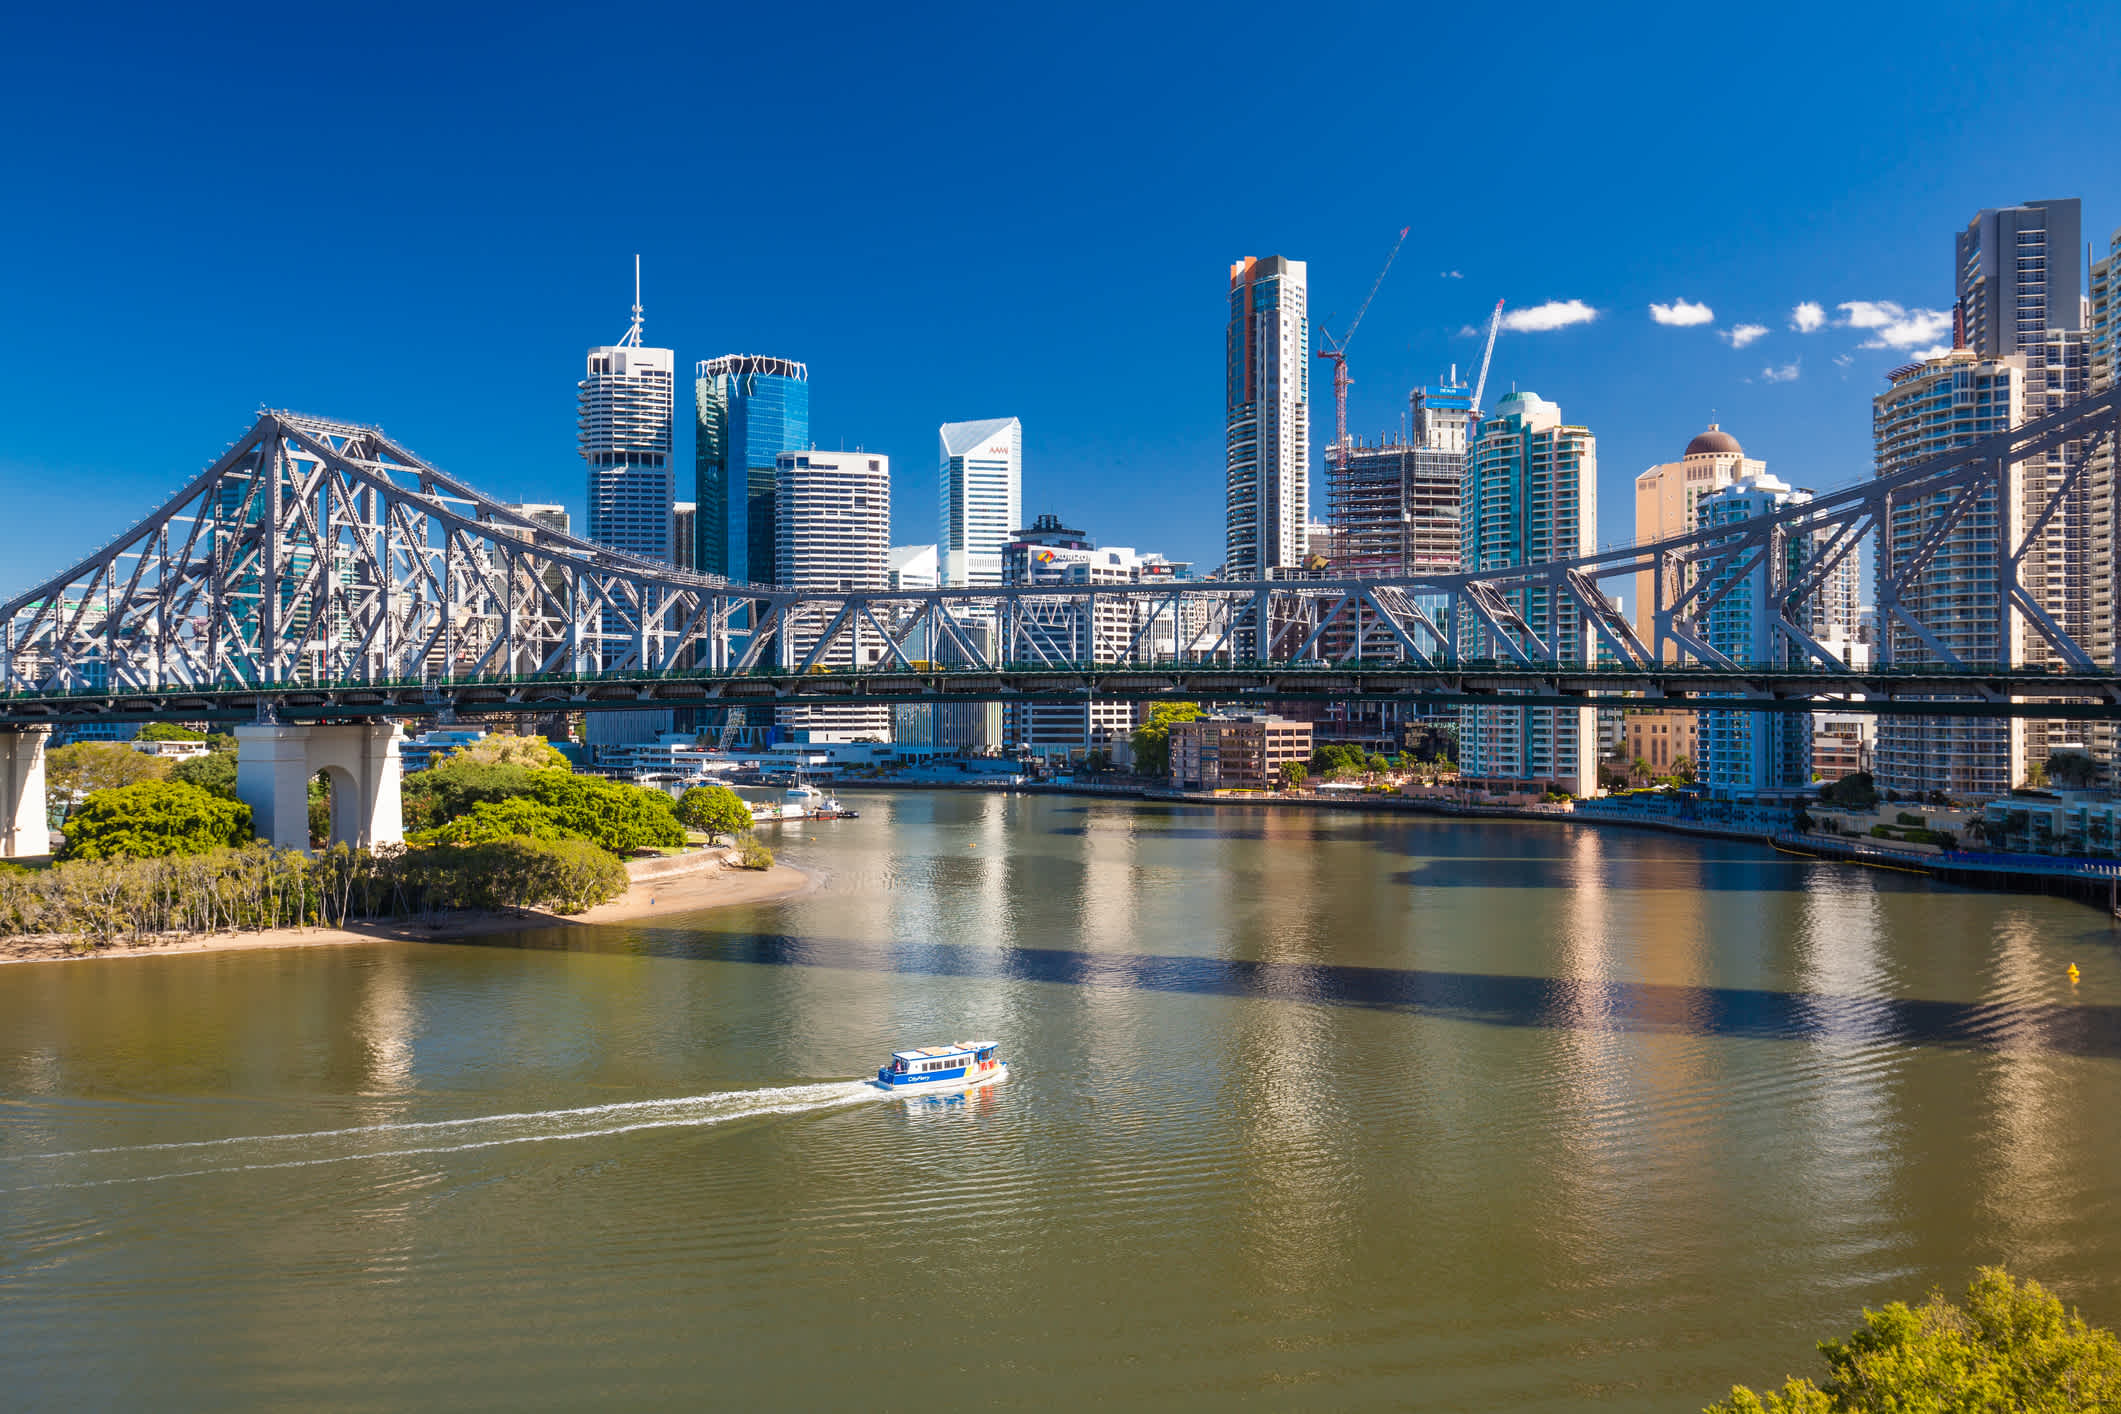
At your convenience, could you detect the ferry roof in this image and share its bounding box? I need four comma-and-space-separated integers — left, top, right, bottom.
889, 1041, 995, 1060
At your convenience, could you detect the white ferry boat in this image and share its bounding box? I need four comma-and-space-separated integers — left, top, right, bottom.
871, 1042, 1007, 1094
739, 778, 850, 824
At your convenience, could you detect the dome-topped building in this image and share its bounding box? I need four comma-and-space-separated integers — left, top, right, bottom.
1685, 423, 1745, 458
1632, 422, 1766, 653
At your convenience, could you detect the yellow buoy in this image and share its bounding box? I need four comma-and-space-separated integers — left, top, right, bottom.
2068, 963, 2081, 983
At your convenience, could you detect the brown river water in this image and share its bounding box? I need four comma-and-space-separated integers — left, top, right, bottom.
3, 790, 2118, 1410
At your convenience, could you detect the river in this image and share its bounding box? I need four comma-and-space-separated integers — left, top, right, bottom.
3, 790, 2118, 1410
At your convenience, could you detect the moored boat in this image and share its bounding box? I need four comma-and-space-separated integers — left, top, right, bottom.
871, 1042, 1007, 1093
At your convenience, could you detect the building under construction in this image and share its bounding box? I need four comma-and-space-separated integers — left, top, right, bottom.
1324, 376, 1473, 575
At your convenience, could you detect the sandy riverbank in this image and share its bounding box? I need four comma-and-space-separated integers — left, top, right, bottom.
0, 853, 812, 967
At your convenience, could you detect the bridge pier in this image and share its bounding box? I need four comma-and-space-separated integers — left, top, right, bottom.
0, 727, 51, 858
235, 723, 405, 855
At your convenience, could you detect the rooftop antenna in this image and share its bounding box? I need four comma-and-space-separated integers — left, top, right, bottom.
621, 254, 645, 347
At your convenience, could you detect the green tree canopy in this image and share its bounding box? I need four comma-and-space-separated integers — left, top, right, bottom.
1820, 771, 1878, 809
400, 760, 545, 834
2046, 749, 2103, 791
137, 722, 208, 742
524, 772, 684, 854
1130, 702, 1202, 778
443, 733, 571, 771
1707, 1268, 2121, 1413
58, 781, 253, 862
171, 749, 239, 801
47, 741, 172, 807
1278, 760, 1307, 790
678, 784, 754, 842
413, 797, 570, 846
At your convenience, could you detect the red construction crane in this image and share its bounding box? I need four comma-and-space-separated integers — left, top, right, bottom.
1315, 226, 1409, 469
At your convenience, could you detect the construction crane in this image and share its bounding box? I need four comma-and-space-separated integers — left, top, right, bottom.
1471, 297, 1504, 414
1315, 226, 1409, 469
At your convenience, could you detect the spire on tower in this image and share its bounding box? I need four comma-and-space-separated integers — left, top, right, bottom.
621, 254, 645, 347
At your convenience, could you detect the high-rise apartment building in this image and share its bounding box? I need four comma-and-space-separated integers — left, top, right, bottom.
939, 417, 1022, 587
774, 450, 891, 740
1455, 391, 1598, 794
1956, 199, 2082, 358
696, 355, 809, 583
1225, 255, 1310, 580
1322, 378, 1469, 575
672, 502, 696, 572
579, 266, 675, 563
1694, 474, 1813, 797
1872, 350, 2027, 798
1631, 424, 1762, 653
2093, 226, 2121, 393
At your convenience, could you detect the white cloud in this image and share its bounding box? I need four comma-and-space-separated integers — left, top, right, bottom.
1833, 353, 1854, 368
1649, 298, 1715, 326
1500, 299, 1598, 332
1910, 344, 1955, 361
1721, 323, 1769, 349
1790, 301, 1826, 333
1441, 270, 1463, 279
1456, 324, 1480, 338
1837, 300, 1952, 349
1762, 360, 1801, 383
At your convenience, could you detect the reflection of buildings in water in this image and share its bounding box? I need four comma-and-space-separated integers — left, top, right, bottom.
1977, 915, 2075, 1250
1227, 993, 1358, 1303
354, 951, 419, 1098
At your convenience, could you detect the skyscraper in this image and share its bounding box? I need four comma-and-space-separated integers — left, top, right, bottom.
672, 502, 696, 572
696, 355, 810, 583
1694, 474, 1814, 797
1322, 378, 1468, 575
579, 260, 675, 562
1872, 350, 2027, 798
938, 417, 1022, 587
1631, 424, 1762, 654
1225, 255, 1310, 579
1455, 391, 1598, 795
1956, 199, 2083, 358
775, 451, 891, 740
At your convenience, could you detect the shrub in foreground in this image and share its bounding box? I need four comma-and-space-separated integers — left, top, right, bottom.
1706, 1268, 2121, 1412
736, 839, 774, 871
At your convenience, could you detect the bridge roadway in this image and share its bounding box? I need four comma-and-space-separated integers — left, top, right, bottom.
7, 661, 2121, 727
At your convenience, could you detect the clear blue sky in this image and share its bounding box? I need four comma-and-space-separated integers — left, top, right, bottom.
2, 1, 2117, 593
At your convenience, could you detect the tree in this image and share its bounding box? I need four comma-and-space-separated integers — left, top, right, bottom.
678, 784, 754, 842
1631, 756, 1653, 785
137, 722, 207, 742
1278, 760, 1307, 791
525, 772, 684, 854
1365, 753, 1390, 776
444, 733, 571, 771
2046, 748, 2103, 791
47, 741, 172, 813
171, 749, 239, 800
1706, 1268, 2121, 1412
1129, 702, 1202, 779
1671, 755, 1697, 785
57, 781, 253, 861
414, 797, 570, 846
400, 760, 544, 834
1821, 771, 1877, 810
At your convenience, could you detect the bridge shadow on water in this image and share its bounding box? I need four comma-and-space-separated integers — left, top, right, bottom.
468, 926, 2121, 1060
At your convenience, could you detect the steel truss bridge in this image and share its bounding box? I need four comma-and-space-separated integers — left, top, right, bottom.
2, 395, 2119, 731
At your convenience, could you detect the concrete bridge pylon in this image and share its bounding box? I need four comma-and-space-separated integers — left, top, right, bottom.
0, 727, 50, 858
234, 723, 406, 855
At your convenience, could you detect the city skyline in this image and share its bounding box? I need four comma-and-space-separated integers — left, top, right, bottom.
2, 6, 2119, 594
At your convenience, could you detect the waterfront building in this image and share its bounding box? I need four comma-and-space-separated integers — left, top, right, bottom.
1169, 715, 1313, 791
579, 266, 675, 563
2094, 225, 2121, 393
775, 450, 891, 740
1872, 350, 2026, 798
1959, 199, 2107, 767
1323, 377, 1469, 576
672, 502, 696, 572
1812, 712, 1876, 784
1225, 255, 1310, 581
1694, 474, 1813, 797
938, 418, 1022, 587
888, 543, 939, 591
503, 503, 570, 537
1456, 391, 1598, 795
1631, 424, 1761, 653
1623, 709, 1696, 777
695, 355, 810, 583
1956, 198, 2082, 359
1001, 520, 1150, 762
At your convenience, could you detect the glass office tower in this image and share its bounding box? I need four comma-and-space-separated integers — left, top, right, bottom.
696, 356, 810, 583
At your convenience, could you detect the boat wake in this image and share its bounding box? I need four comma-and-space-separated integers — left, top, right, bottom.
0, 1081, 887, 1191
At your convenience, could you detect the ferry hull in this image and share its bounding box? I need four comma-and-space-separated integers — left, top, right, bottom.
867, 1062, 1009, 1096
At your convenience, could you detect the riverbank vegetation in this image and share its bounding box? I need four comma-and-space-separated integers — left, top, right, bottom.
0, 837, 630, 947
1706, 1268, 2120, 1412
